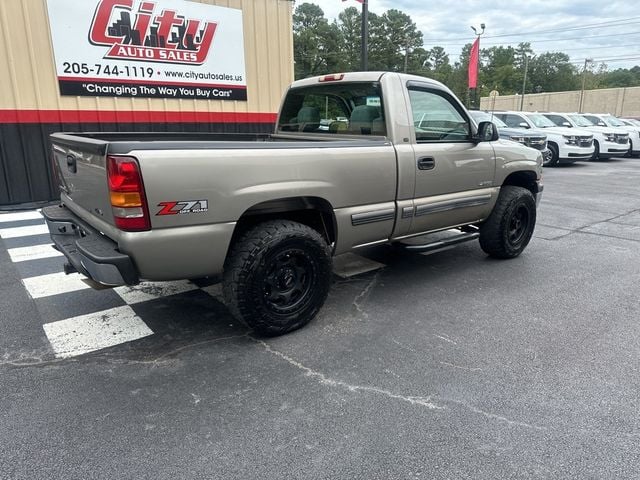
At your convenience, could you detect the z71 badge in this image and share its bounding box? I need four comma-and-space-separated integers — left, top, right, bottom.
156, 200, 209, 215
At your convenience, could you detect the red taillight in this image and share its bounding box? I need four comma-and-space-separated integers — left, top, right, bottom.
319, 73, 345, 82
107, 155, 150, 231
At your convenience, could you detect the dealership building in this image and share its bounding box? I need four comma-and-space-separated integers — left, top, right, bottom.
0, 0, 294, 205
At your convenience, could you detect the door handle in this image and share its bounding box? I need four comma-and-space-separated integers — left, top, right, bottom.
417, 156, 435, 170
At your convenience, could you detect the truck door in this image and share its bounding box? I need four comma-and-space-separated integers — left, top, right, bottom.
406, 83, 497, 235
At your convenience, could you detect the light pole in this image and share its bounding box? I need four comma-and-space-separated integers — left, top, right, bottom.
361, 0, 369, 71
470, 23, 485, 109
579, 58, 593, 113
519, 50, 530, 111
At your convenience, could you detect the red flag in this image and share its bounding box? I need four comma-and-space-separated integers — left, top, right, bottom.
468, 37, 480, 88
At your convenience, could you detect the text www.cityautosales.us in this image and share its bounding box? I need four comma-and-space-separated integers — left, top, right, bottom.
164, 70, 244, 82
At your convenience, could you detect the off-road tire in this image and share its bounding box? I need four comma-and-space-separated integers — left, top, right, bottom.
479, 186, 536, 259
223, 220, 332, 336
546, 143, 560, 167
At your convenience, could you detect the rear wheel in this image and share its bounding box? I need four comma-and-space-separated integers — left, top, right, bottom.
223, 220, 332, 336
546, 143, 560, 167
479, 186, 536, 259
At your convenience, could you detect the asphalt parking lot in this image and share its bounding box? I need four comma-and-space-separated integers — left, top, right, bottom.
2, 157, 640, 479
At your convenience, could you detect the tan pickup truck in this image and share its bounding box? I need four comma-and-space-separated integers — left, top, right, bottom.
43, 72, 543, 335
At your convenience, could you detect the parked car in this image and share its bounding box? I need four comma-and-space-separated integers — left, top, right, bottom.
617, 118, 640, 156
469, 110, 552, 165
541, 112, 629, 160
43, 72, 543, 336
582, 113, 640, 157
493, 111, 594, 166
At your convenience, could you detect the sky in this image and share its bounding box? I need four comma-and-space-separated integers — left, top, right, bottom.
304, 0, 640, 69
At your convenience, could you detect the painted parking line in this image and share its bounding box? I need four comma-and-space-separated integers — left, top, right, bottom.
114, 280, 198, 305
0, 210, 43, 223
42, 305, 153, 358
7, 243, 62, 262
0, 224, 49, 239
22, 271, 90, 299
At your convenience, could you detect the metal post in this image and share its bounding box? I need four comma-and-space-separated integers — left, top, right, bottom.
361, 0, 368, 71
469, 23, 485, 109
520, 53, 528, 111
579, 58, 592, 113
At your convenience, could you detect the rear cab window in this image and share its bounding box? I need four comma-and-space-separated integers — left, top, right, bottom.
277, 82, 386, 136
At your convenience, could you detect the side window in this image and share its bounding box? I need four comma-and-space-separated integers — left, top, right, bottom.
546, 115, 564, 127
503, 114, 526, 128
408, 88, 470, 142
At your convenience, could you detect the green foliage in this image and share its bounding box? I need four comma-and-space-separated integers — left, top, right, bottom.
292, 2, 640, 96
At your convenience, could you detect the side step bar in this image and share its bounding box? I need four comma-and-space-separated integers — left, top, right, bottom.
401, 231, 480, 253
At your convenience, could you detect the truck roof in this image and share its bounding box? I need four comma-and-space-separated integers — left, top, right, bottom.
290, 71, 448, 90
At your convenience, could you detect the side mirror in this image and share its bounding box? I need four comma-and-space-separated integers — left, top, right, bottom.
477, 121, 499, 142
562, 122, 572, 127
519, 122, 530, 129
598, 122, 606, 126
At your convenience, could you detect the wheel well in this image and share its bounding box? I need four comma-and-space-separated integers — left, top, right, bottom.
232, 196, 337, 246
502, 171, 538, 195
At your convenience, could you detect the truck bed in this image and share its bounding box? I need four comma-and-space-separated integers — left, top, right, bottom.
51, 132, 390, 155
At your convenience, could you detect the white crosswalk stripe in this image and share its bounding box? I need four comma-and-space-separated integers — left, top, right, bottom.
42, 306, 153, 358
0, 210, 43, 223
8, 243, 62, 262
114, 280, 198, 304
0, 223, 49, 239
22, 271, 91, 299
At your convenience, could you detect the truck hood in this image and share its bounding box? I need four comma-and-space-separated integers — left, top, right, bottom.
582, 126, 627, 135
536, 126, 587, 136
497, 127, 545, 139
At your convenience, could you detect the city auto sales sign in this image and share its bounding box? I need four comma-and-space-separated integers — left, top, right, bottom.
46, 0, 247, 100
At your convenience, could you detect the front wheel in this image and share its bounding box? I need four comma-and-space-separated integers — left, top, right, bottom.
223, 220, 332, 336
591, 140, 600, 161
546, 143, 559, 167
479, 186, 537, 259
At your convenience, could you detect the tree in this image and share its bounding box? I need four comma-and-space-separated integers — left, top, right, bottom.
293, 3, 343, 79
367, 9, 423, 71
337, 6, 361, 71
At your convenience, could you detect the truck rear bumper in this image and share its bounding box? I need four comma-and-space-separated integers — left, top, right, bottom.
42, 205, 138, 286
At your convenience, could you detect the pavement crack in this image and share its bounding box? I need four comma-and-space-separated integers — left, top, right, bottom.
446, 399, 547, 431
434, 334, 457, 345
440, 361, 482, 372
352, 272, 380, 319
255, 339, 442, 410
540, 206, 640, 241
121, 333, 251, 366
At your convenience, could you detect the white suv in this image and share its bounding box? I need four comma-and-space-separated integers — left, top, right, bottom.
542, 112, 629, 160
582, 113, 640, 157
494, 111, 594, 166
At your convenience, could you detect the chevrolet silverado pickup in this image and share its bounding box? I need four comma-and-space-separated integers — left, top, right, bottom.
44, 72, 543, 336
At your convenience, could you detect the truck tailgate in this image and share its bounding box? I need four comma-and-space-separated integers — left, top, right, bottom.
51, 134, 115, 227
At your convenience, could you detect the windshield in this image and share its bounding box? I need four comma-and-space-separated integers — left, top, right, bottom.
469, 111, 507, 128
604, 116, 625, 127
525, 113, 557, 128
626, 119, 640, 127
569, 114, 594, 127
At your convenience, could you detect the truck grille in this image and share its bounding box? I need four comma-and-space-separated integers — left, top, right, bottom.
577, 135, 593, 148
524, 136, 547, 151
615, 133, 629, 144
